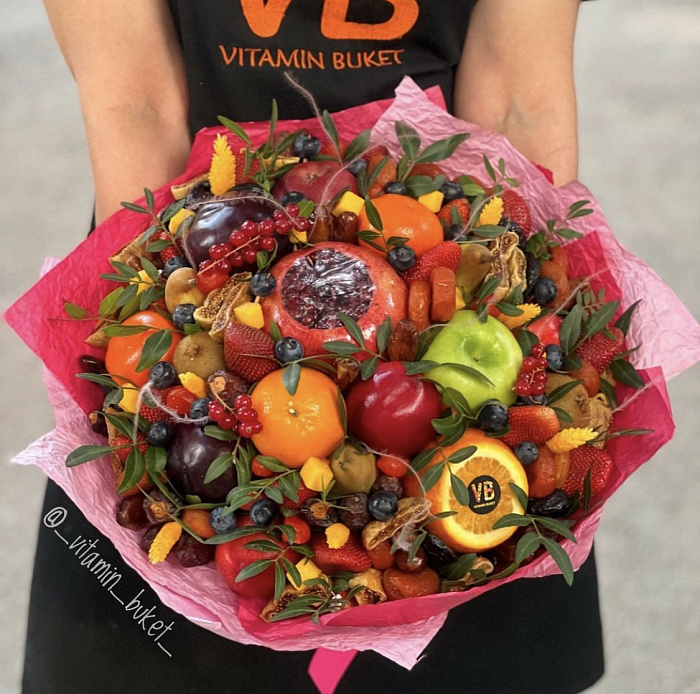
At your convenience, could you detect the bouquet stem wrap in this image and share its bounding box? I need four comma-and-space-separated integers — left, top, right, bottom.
7, 78, 700, 674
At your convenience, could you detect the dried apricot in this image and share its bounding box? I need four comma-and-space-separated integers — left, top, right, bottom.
382, 567, 440, 600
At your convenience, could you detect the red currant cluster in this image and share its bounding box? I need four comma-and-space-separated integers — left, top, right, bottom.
207, 394, 263, 438
196, 204, 310, 294
515, 342, 548, 397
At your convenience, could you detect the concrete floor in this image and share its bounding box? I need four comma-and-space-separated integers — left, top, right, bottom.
1, 1, 699, 692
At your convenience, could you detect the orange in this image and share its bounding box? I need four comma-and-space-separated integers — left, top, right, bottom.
105, 310, 181, 387
404, 430, 528, 553
357, 193, 443, 258
250, 367, 346, 468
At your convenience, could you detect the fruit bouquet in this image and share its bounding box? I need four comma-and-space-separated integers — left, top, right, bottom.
8, 78, 700, 669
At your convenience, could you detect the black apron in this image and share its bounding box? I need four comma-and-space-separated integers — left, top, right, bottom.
24, 2, 604, 691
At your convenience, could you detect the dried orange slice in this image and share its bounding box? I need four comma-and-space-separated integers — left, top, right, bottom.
405, 430, 528, 552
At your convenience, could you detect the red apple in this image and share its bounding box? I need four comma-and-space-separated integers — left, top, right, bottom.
260, 242, 407, 358
215, 532, 299, 603
345, 362, 443, 457
273, 160, 357, 205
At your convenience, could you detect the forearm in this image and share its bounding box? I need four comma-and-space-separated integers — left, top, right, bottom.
454, 0, 581, 185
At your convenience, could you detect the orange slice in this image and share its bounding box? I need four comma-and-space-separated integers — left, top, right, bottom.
405, 430, 528, 552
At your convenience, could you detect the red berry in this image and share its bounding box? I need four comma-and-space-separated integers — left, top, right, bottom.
281, 482, 316, 510
522, 357, 537, 373
283, 515, 311, 545
562, 446, 613, 497
231, 251, 245, 268
237, 422, 256, 438
218, 414, 237, 430
251, 456, 275, 478
236, 407, 257, 423
197, 269, 229, 294
210, 243, 232, 260
515, 383, 531, 397
243, 248, 258, 264
294, 217, 310, 232
208, 401, 225, 421
402, 242, 462, 284
234, 394, 252, 409
250, 421, 262, 434
273, 209, 285, 221
198, 259, 213, 272
258, 219, 275, 236
285, 203, 300, 217
275, 218, 292, 235
531, 343, 545, 358
531, 383, 546, 396
502, 406, 560, 446
260, 237, 276, 252
240, 220, 257, 236
230, 231, 247, 247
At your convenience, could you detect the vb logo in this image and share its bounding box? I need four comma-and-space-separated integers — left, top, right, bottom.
468, 475, 501, 515
240, 0, 420, 40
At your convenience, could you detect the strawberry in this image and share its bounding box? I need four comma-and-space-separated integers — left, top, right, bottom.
235, 147, 262, 185
501, 190, 531, 237
562, 446, 613, 497
402, 241, 462, 284
501, 406, 560, 447
138, 389, 171, 424
281, 482, 317, 510
438, 198, 471, 226
309, 533, 372, 574
223, 323, 277, 382
113, 433, 148, 464
155, 231, 180, 263
360, 144, 389, 164
575, 326, 624, 373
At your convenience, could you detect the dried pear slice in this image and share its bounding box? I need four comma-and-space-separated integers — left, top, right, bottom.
349, 568, 387, 605
482, 231, 527, 302
456, 243, 493, 299
546, 373, 591, 429
260, 580, 330, 622
193, 272, 252, 334
588, 393, 614, 448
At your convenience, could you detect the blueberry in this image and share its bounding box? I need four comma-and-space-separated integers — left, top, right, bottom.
368, 491, 398, 521
444, 223, 467, 242
250, 498, 278, 527
274, 337, 304, 363
518, 394, 548, 406
384, 180, 407, 195
189, 397, 211, 420
292, 133, 321, 159
545, 344, 565, 371
251, 272, 276, 297
146, 421, 173, 447
209, 506, 238, 534
149, 361, 177, 389
347, 159, 367, 176
477, 402, 508, 432
163, 256, 190, 278
387, 245, 416, 272
514, 441, 539, 465
531, 277, 557, 306
280, 191, 308, 206
439, 180, 465, 202
525, 253, 541, 291
172, 303, 196, 330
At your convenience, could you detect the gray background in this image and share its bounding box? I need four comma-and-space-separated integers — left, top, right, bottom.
1, 1, 699, 692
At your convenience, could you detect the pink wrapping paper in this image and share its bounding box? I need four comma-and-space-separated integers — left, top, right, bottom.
7, 77, 700, 669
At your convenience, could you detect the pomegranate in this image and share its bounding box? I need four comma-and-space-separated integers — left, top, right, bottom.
260, 242, 407, 357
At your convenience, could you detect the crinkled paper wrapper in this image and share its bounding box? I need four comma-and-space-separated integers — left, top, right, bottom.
7, 77, 700, 669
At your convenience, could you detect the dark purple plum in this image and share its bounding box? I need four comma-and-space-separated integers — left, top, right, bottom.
184, 194, 276, 267
166, 425, 237, 502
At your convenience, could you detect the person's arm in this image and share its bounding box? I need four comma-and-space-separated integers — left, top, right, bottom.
454, 0, 581, 185
43, 0, 191, 224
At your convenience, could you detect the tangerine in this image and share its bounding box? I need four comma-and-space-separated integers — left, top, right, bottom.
404, 429, 528, 553
250, 367, 346, 468
105, 310, 181, 387
357, 194, 443, 258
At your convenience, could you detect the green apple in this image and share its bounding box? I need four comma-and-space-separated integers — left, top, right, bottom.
422, 310, 523, 410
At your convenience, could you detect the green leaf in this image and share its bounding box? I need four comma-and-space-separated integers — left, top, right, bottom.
297, 200, 315, 218
336, 388, 347, 432
236, 558, 274, 583
338, 312, 366, 348
431, 412, 464, 436
405, 174, 443, 197
517, 329, 539, 357
117, 447, 146, 494
76, 372, 119, 389
342, 130, 371, 163
282, 362, 301, 396
439, 362, 494, 388
322, 340, 361, 355
483, 155, 497, 182
610, 359, 645, 389
450, 472, 470, 506
552, 407, 574, 424
567, 200, 591, 216
203, 525, 261, 545
508, 483, 529, 511
269, 320, 282, 343
98, 287, 124, 318
103, 388, 124, 409
421, 461, 446, 493
321, 109, 340, 152
121, 201, 149, 215
235, 449, 252, 487
471, 225, 506, 240
145, 445, 168, 475
103, 411, 136, 438
599, 378, 617, 409
492, 513, 531, 530
376, 316, 392, 354
536, 517, 577, 544
541, 536, 574, 585
395, 121, 421, 160
135, 329, 173, 373
583, 300, 620, 339
66, 445, 116, 467
265, 484, 284, 504
255, 456, 288, 473
274, 561, 286, 601
217, 116, 252, 144
360, 355, 378, 380
416, 133, 469, 163
515, 532, 541, 564
446, 446, 476, 464
203, 425, 237, 441
440, 387, 473, 416
403, 360, 439, 376
411, 447, 437, 473
244, 539, 283, 553
64, 302, 88, 320
102, 324, 150, 338
457, 175, 485, 197
407, 529, 427, 562
362, 196, 383, 233
494, 302, 523, 317
559, 304, 584, 354
277, 472, 300, 502
445, 553, 477, 580
204, 453, 233, 484
476, 276, 501, 302
547, 379, 584, 406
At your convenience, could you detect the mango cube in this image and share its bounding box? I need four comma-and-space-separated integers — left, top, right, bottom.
168, 208, 194, 234
129, 269, 156, 295
289, 229, 308, 244
118, 383, 140, 413
233, 301, 264, 329
325, 523, 350, 549
287, 558, 324, 590
332, 191, 364, 217
455, 286, 466, 311
418, 190, 444, 213
300, 456, 334, 492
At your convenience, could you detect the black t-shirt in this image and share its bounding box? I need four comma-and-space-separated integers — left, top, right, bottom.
167, 0, 475, 130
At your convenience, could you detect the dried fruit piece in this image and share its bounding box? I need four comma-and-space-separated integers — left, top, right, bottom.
408, 281, 431, 332
430, 266, 457, 323
526, 446, 558, 498
382, 567, 440, 601
387, 319, 418, 362
348, 568, 387, 605
367, 154, 398, 198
